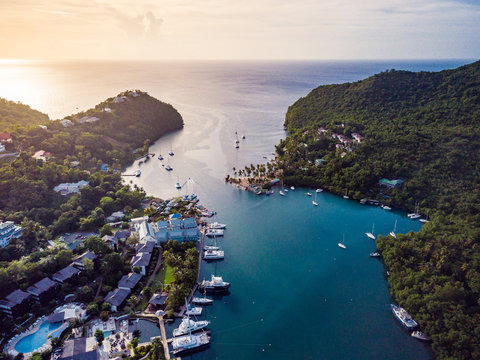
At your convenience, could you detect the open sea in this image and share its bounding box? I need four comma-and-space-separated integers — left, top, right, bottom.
0, 59, 472, 359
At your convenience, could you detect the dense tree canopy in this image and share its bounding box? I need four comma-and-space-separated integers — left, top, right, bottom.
278, 60, 480, 359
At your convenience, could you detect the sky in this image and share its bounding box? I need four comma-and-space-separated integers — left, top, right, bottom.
0, 0, 479, 60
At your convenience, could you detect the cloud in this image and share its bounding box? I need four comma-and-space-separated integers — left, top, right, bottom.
105, 5, 163, 39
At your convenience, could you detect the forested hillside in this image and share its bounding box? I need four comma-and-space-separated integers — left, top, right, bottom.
279, 61, 480, 359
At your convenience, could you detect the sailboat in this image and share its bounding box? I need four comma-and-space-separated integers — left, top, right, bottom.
235, 132, 240, 148
338, 233, 346, 249
279, 190, 285, 196
419, 209, 430, 223
408, 202, 421, 219
312, 191, 318, 206
365, 224, 376, 240
389, 219, 397, 238
176, 178, 182, 189
343, 190, 349, 199
192, 288, 214, 305
165, 157, 173, 171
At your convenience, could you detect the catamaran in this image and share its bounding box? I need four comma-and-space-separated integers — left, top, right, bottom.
203, 249, 224, 261
199, 275, 230, 293
365, 224, 376, 240
338, 234, 346, 249
205, 228, 224, 237
389, 219, 397, 238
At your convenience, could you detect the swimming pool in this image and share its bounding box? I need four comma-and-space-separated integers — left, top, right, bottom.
15, 321, 63, 354
128, 319, 160, 343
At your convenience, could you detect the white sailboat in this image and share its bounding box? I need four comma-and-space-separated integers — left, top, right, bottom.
169, 143, 174, 156
312, 191, 318, 206
279, 191, 285, 196
419, 209, 430, 223
389, 219, 397, 238
408, 202, 421, 219
365, 224, 376, 240
338, 233, 346, 249
192, 289, 214, 305
305, 192, 312, 197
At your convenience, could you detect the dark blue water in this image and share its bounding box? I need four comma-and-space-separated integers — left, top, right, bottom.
1, 59, 470, 359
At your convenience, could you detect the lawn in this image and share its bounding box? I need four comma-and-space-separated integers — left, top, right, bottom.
152, 264, 174, 292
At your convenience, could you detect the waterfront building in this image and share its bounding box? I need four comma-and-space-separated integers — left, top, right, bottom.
0, 221, 22, 248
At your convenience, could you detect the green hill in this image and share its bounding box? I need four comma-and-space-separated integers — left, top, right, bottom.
279, 61, 480, 359
0, 98, 49, 132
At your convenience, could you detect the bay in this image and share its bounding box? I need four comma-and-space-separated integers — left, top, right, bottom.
1, 59, 469, 359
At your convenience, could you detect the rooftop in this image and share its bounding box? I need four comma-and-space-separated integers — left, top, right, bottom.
118, 272, 142, 290
104, 288, 130, 307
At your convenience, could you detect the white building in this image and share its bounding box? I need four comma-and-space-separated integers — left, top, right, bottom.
54, 180, 89, 196
0, 143, 5, 153
0, 221, 22, 248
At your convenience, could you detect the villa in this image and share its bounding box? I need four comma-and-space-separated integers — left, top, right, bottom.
136, 240, 156, 254
0, 221, 22, 248
131, 252, 151, 275
148, 292, 168, 311
0, 289, 31, 318
54, 180, 89, 196
118, 272, 142, 291
27, 277, 59, 303
104, 288, 131, 312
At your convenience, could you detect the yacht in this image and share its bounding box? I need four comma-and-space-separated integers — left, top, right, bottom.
411, 331, 431, 341
305, 192, 312, 197
316, 188, 323, 193
209, 222, 226, 229
381, 205, 392, 210
176, 182, 182, 189
391, 304, 418, 330
279, 191, 285, 196
203, 245, 220, 251
389, 219, 397, 238
192, 291, 214, 305
369, 252, 381, 257
338, 234, 346, 249
174, 317, 210, 337
419, 210, 430, 223
185, 304, 203, 316
290, 186, 295, 190
135, 170, 141, 177
365, 224, 376, 240
171, 332, 210, 356
408, 202, 421, 219
206, 229, 224, 237
203, 249, 225, 261
284, 188, 288, 192
199, 275, 230, 293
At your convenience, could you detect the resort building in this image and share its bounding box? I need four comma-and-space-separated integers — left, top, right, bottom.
104, 288, 131, 312
0, 221, 22, 248
0, 289, 31, 318
54, 180, 89, 196
118, 273, 142, 291
72, 251, 98, 271
136, 240, 156, 254
131, 252, 151, 275
52, 265, 82, 284
27, 277, 59, 304
135, 219, 156, 243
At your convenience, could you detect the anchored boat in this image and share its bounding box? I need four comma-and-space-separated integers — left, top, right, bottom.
391, 304, 418, 330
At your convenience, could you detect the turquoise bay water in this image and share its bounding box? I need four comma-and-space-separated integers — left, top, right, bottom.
15, 321, 63, 354
1, 60, 469, 359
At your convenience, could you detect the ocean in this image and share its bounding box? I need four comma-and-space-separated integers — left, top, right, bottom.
0, 59, 471, 359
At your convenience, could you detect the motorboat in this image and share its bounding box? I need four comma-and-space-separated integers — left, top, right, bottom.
279, 191, 285, 196
290, 186, 295, 190
305, 192, 312, 197
199, 275, 230, 293
203, 245, 220, 251
173, 318, 210, 337
338, 234, 346, 249
135, 170, 141, 177
316, 188, 323, 193
158, 155, 163, 160
381, 205, 392, 210
185, 304, 202, 316
369, 252, 381, 257
176, 182, 182, 189
165, 165, 173, 171
209, 222, 226, 229
411, 331, 430, 341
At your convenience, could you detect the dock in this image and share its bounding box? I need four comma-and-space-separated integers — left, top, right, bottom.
159, 316, 171, 360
